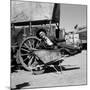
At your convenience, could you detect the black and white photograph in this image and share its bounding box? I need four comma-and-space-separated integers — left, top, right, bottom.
11, 0, 87, 89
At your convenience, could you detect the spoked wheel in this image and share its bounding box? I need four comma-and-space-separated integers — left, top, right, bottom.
18, 36, 44, 72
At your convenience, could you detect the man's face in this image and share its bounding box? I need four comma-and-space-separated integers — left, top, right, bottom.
39, 31, 46, 38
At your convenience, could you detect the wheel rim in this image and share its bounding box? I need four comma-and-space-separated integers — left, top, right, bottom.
19, 37, 42, 71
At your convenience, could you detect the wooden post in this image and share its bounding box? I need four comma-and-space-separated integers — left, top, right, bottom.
56, 23, 60, 39
23, 26, 26, 40
73, 32, 75, 47
49, 20, 51, 36
29, 21, 32, 36
11, 23, 15, 31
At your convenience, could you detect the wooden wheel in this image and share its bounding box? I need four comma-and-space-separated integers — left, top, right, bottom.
18, 36, 44, 72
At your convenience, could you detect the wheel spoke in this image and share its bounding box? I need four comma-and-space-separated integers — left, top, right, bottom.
34, 40, 39, 48
24, 43, 30, 50
23, 57, 28, 61
21, 47, 30, 52
31, 56, 35, 65
23, 55, 32, 62
35, 41, 40, 48
31, 39, 35, 48
21, 46, 26, 48
28, 40, 32, 48
21, 53, 28, 56
35, 55, 39, 61
28, 55, 34, 66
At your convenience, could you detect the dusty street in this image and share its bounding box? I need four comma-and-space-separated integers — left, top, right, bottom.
11, 50, 87, 89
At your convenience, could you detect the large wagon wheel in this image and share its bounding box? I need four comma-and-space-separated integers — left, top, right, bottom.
18, 36, 44, 72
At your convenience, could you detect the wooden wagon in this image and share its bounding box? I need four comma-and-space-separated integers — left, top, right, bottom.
11, 1, 81, 74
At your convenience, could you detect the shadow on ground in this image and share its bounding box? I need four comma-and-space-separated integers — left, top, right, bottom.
11, 64, 80, 74
11, 82, 30, 90
44, 65, 80, 73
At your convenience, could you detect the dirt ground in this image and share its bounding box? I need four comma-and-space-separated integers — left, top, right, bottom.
11, 50, 87, 89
